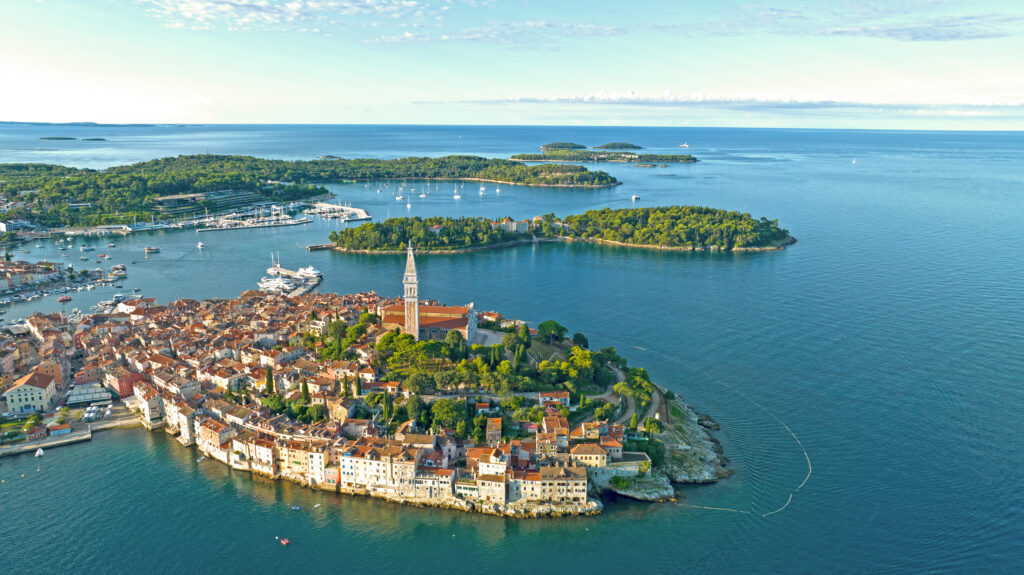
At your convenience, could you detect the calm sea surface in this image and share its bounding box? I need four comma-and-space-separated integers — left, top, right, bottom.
0, 125, 1022, 573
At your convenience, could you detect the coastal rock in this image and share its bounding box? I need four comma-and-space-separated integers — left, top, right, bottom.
697, 413, 720, 430
605, 471, 675, 502
658, 399, 726, 484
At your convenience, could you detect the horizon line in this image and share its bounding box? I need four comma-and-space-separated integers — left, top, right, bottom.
2, 120, 1024, 134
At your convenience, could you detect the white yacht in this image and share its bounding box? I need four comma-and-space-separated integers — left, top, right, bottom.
258, 276, 296, 293
296, 266, 322, 278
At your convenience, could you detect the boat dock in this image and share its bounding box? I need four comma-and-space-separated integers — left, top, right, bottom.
306, 202, 371, 221
288, 276, 322, 297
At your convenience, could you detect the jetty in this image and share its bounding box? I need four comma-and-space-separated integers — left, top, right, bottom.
306, 202, 371, 221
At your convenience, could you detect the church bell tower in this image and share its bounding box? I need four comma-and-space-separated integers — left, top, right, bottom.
403, 241, 419, 340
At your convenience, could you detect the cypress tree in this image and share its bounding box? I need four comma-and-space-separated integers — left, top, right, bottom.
301, 378, 310, 404
264, 366, 274, 396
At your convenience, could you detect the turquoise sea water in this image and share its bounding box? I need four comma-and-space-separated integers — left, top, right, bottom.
0, 125, 1022, 573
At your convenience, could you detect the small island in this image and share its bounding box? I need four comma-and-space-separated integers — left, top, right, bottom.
39, 136, 76, 140
594, 142, 643, 149
540, 142, 586, 151
0, 154, 617, 228
81, 138, 107, 141
512, 150, 698, 163
328, 206, 794, 253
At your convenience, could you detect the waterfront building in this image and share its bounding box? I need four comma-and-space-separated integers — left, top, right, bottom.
2, 371, 56, 413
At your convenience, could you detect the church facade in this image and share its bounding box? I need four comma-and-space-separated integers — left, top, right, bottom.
379, 243, 477, 343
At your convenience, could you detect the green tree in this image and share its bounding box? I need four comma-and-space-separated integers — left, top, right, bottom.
264, 367, 274, 396
300, 378, 310, 404
516, 324, 532, 348
572, 332, 589, 349
537, 320, 568, 343
444, 329, 465, 360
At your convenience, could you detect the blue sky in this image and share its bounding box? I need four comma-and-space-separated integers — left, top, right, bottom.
2, 0, 1023, 128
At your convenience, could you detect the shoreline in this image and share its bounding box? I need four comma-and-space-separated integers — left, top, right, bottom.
382, 176, 620, 189
328, 235, 796, 255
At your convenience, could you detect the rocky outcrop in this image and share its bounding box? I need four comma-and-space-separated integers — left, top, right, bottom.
604, 471, 676, 502
657, 397, 729, 484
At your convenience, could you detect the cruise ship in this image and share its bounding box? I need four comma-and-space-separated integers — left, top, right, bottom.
257, 276, 296, 293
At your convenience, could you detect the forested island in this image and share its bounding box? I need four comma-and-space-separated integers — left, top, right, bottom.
329, 206, 794, 253
594, 142, 643, 149
0, 154, 617, 227
39, 137, 76, 140
540, 142, 586, 150
512, 150, 697, 163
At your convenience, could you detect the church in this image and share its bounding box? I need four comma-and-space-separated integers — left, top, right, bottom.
379, 243, 478, 343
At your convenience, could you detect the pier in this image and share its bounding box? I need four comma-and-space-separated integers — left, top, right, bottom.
306, 202, 371, 221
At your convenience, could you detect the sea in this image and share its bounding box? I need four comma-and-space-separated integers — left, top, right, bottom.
0, 124, 1021, 574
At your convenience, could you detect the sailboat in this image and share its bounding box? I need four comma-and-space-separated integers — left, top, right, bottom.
453, 184, 461, 200
35, 448, 44, 457
495, 186, 501, 194
679, 142, 690, 148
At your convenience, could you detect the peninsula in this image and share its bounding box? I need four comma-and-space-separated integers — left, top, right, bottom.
2, 246, 728, 517
328, 207, 795, 253
0, 154, 617, 228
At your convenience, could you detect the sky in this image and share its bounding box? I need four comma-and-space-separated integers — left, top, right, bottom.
1, 0, 1023, 129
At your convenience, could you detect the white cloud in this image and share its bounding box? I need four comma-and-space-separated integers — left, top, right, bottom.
374, 20, 622, 44
136, 0, 428, 31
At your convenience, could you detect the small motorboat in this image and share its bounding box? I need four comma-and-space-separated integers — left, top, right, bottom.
280, 538, 290, 547
314, 503, 321, 508
290, 505, 302, 511
196, 456, 205, 462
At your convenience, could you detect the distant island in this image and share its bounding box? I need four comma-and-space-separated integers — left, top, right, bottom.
329, 206, 794, 253
82, 138, 107, 141
593, 142, 643, 149
39, 136, 76, 141
0, 154, 617, 228
512, 149, 697, 163
540, 142, 586, 150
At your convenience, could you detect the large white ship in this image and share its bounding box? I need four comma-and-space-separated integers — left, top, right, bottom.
257, 276, 296, 293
